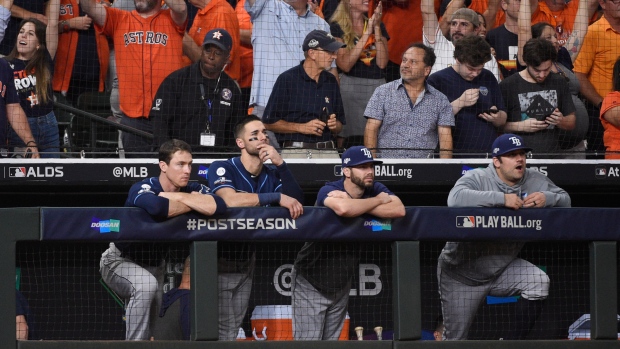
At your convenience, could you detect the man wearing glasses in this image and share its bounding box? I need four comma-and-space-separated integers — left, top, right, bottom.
149, 28, 245, 156
263, 30, 346, 159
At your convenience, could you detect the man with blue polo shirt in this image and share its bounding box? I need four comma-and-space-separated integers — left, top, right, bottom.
208, 115, 304, 340
263, 30, 346, 159
439, 133, 570, 340
100, 139, 226, 340
291, 145, 405, 340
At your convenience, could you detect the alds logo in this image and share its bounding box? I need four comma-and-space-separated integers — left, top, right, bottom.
8, 166, 63, 178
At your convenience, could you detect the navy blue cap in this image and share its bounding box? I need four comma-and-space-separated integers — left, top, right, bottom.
342, 146, 383, 167
491, 134, 532, 157
202, 28, 232, 53
302, 30, 345, 52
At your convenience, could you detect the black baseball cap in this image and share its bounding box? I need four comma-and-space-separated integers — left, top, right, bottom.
302, 30, 345, 52
202, 28, 232, 53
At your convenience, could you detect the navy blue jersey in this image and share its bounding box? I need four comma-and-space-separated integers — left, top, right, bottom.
125, 177, 211, 218
296, 178, 394, 295
207, 157, 304, 273
316, 178, 394, 206
208, 157, 304, 204
120, 177, 211, 265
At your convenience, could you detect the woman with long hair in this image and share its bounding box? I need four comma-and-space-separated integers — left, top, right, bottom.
6, 0, 60, 158
599, 57, 620, 159
329, 0, 388, 148
517, 0, 588, 158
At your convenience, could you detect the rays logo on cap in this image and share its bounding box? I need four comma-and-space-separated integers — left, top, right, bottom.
509, 136, 521, 146
308, 39, 319, 48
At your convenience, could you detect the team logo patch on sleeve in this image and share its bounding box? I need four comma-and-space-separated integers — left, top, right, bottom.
216, 167, 226, 176
214, 177, 232, 185
137, 184, 155, 194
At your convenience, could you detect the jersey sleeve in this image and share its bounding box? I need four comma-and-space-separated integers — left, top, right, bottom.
126, 181, 170, 218
275, 162, 304, 204
316, 182, 339, 207
373, 182, 394, 196
207, 160, 237, 192
97, 6, 120, 37
186, 182, 212, 194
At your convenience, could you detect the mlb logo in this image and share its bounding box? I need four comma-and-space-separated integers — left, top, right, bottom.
8, 167, 26, 177
595, 166, 607, 178
456, 216, 476, 228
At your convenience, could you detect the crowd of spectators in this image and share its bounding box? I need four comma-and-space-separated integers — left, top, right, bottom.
0, 0, 619, 159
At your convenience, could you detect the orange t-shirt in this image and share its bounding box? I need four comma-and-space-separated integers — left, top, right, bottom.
53, 0, 109, 93
188, 0, 241, 82
531, 0, 579, 47
96, 7, 186, 118
235, 0, 253, 89
383, 0, 423, 64
574, 15, 620, 99
600, 91, 620, 159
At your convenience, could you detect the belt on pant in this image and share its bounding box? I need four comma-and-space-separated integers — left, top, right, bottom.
282, 141, 335, 149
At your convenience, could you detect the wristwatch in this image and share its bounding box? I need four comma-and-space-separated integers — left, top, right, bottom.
61, 20, 70, 33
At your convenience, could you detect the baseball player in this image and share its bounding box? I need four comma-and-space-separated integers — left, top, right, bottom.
438, 133, 571, 340
291, 145, 405, 340
207, 115, 304, 340
100, 139, 226, 340
81, 0, 188, 155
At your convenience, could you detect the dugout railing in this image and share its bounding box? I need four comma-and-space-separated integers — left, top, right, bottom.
1, 207, 618, 349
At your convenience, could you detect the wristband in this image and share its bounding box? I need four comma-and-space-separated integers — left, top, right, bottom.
258, 192, 281, 206
212, 195, 227, 215
61, 20, 70, 33
26, 141, 37, 147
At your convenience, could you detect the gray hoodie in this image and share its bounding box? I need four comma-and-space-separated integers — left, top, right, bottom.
439, 163, 571, 286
